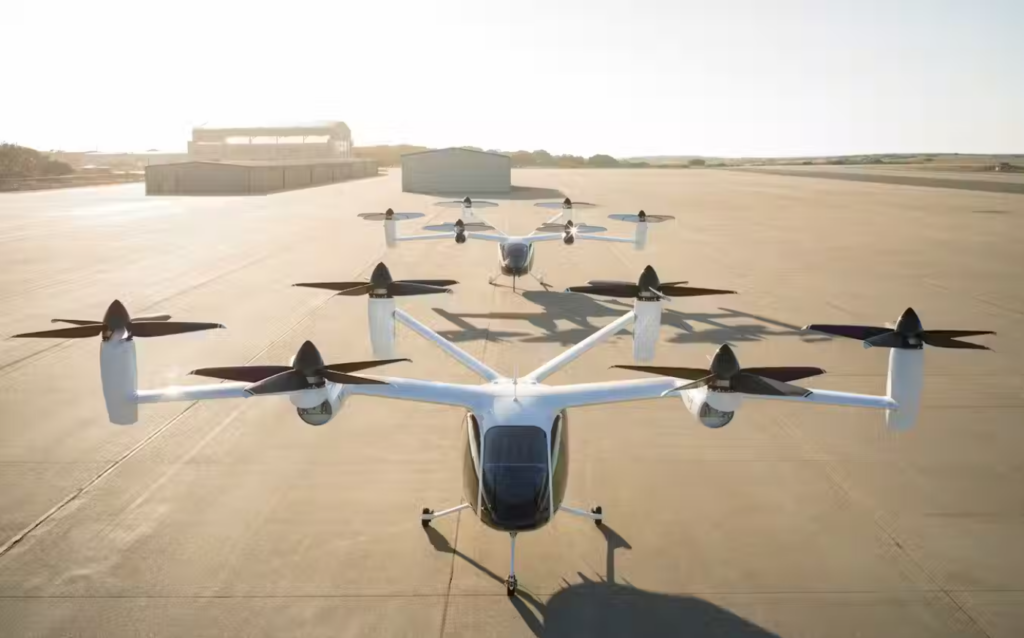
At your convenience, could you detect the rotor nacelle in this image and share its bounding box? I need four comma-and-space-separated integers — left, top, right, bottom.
678, 385, 738, 428
293, 384, 348, 425
562, 221, 576, 245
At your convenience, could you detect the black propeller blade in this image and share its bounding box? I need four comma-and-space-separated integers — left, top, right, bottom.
434, 197, 499, 209
614, 344, 824, 397
533, 220, 608, 234
190, 340, 408, 396
293, 263, 457, 298
357, 208, 425, 221
423, 220, 495, 233
564, 265, 736, 300
12, 300, 224, 341
804, 307, 995, 350
534, 197, 597, 210
608, 210, 676, 223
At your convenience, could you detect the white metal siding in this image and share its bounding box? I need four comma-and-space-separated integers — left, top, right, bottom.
146, 159, 377, 195
402, 149, 511, 194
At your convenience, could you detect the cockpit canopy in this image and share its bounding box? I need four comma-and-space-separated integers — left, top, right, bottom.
500, 243, 531, 270
481, 426, 550, 530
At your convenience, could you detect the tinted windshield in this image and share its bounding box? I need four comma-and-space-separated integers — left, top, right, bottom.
482, 426, 550, 529
501, 243, 530, 267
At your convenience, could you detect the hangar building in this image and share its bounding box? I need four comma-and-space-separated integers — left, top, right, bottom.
189, 122, 352, 162
145, 158, 377, 196
401, 148, 511, 194
145, 121, 376, 195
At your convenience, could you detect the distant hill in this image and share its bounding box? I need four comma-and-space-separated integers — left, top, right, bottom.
629, 153, 1024, 168
354, 146, 661, 169
354, 146, 1024, 171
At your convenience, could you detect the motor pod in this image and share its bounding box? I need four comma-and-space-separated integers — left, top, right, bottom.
384, 218, 398, 248
563, 228, 575, 245
100, 338, 139, 425
453, 219, 469, 244
292, 382, 348, 426
678, 385, 737, 429
368, 296, 397, 359
634, 219, 649, 251
632, 297, 662, 362
886, 347, 923, 430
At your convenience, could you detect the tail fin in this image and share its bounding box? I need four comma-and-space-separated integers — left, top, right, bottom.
100, 340, 139, 425
886, 348, 923, 430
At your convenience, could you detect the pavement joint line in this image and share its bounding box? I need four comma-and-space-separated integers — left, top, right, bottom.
0, 250, 388, 560
775, 414, 995, 638
136, 252, 273, 317
0, 401, 201, 560
0, 339, 76, 377
0, 251, 270, 378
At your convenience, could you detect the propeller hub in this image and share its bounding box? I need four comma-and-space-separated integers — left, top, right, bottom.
637, 265, 661, 295
294, 341, 326, 377
710, 344, 742, 380
384, 208, 394, 220
370, 263, 394, 287
563, 197, 572, 208
895, 307, 923, 336
102, 299, 131, 340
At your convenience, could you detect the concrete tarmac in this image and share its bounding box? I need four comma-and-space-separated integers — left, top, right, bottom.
0, 169, 1022, 637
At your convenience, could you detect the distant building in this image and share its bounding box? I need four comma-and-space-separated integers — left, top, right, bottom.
145, 157, 377, 196
188, 121, 353, 162
401, 148, 511, 194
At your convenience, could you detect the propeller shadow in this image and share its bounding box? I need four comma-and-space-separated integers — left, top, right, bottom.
424, 524, 780, 638
432, 292, 830, 347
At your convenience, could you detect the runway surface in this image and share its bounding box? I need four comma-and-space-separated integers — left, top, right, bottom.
1, 169, 1022, 637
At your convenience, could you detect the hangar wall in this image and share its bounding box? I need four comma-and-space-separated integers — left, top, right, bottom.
401, 148, 511, 194
145, 159, 378, 196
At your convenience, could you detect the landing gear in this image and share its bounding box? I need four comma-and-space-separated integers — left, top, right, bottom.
506, 532, 518, 597
487, 273, 500, 285
559, 504, 604, 526
420, 503, 470, 527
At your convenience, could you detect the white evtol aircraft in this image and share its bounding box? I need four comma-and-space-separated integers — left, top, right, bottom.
360, 197, 672, 291
12, 265, 993, 597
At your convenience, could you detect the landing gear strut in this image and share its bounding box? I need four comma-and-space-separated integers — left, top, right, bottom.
506, 532, 518, 597
420, 503, 470, 528
559, 504, 604, 526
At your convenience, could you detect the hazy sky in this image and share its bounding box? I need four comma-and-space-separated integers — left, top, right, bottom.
3, 0, 1022, 157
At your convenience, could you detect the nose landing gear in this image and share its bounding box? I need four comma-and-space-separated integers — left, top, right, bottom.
506, 532, 518, 597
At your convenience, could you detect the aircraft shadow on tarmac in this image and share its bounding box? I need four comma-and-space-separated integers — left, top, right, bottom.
410, 185, 569, 201
424, 524, 780, 638
432, 290, 830, 347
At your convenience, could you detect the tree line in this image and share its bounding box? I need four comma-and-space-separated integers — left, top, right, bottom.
0, 143, 74, 179
354, 145, 702, 169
